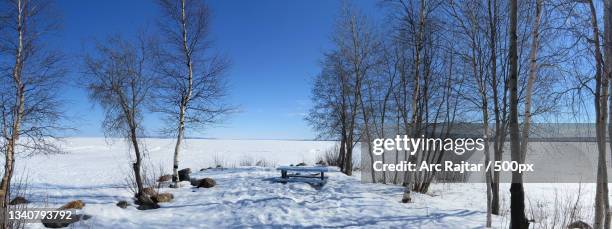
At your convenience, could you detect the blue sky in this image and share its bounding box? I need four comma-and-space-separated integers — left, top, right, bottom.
53, 0, 383, 140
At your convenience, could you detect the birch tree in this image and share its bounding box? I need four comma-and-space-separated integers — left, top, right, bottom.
0, 0, 65, 214
588, 0, 612, 227
84, 36, 158, 210
155, 0, 231, 187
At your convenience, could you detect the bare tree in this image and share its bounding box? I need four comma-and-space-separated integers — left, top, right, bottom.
307, 4, 376, 177
155, 0, 231, 188
0, 0, 66, 215
307, 51, 360, 175
306, 56, 343, 141
586, 0, 612, 227
83, 36, 158, 210
549, 0, 612, 227
446, 0, 494, 225
486, 0, 505, 215
330, 5, 382, 182
369, 39, 402, 184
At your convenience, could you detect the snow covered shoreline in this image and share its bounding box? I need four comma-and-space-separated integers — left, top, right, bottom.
4, 138, 597, 228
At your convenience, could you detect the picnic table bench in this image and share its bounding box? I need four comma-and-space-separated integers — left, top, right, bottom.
276, 166, 328, 181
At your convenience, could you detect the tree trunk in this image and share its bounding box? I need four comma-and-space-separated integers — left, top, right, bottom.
130, 126, 146, 201
478, 33, 492, 229
520, 0, 542, 164
339, 132, 347, 173
593, 0, 611, 227
403, 0, 425, 198
487, 0, 502, 215
484, 123, 492, 228
603, 0, 612, 226
359, 91, 376, 182
171, 0, 194, 188
509, 0, 528, 227
171, 105, 186, 186
393, 114, 401, 184
0, 0, 26, 212
345, 137, 353, 176
0, 141, 16, 210
479, 75, 492, 226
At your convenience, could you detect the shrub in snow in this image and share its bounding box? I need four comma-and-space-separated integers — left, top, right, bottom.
567, 221, 592, 229
9, 196, 29, 205
239, 158, 254, 166
315, 145, 341, 167
255, 159, 276, 167
142, 187, 158, 196
196, 178, 216, 188
60, 200, 85, 210
296, 162, 306, 166
152, 193, 174, 203
116, 200, 129, 209
158, 174, 172, 182
178, 168, 191, 181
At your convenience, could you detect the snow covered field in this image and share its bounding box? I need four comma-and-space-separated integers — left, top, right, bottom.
7, 138, 598, 228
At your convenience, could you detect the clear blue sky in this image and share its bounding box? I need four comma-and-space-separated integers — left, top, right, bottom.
53, 0, 383, 140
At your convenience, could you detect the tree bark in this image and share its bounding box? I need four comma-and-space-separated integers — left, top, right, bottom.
484, 125, 492, 228
486, 0, 502, 215
0, 0, 26, 212
404, 0, 425, 195
520, 0, 542, 164
129, 120, 148, 205
509, 0, 528, 227
345, 136, 353, 176
592, 0, 611, 227
171, 0, 195, 188
604, 0, 612, 226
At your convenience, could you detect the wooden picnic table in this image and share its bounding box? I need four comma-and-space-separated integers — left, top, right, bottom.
276, 166, 328, 180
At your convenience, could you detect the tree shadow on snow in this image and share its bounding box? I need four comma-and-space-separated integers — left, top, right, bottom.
245, 209, 483, 228
263, 177, 327, 190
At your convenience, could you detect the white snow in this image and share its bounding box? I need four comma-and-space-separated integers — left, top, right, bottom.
6, 138, 598, 228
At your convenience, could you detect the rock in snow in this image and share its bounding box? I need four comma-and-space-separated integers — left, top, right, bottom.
42, 214, 91, 228
401, 191, 412, 203
567, 221, 593, 229
9, 196, 29, 205
196, 178, 216, 188
178, 168, 191, 181
42, 200, 90, 228
116, 200, 129, 209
